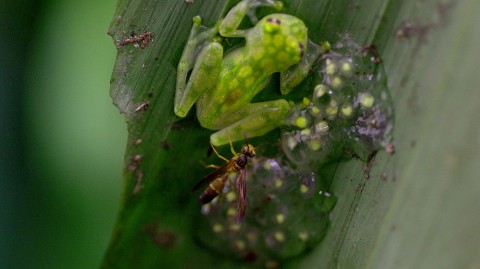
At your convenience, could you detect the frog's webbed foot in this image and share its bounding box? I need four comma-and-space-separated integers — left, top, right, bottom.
209, 99, 290, 146
175, 16, 223, 117
220, 0, 283, 37
280, 40, 331, 94
177, 16, 218, 74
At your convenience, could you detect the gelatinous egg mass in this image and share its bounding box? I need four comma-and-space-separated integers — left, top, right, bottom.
194, 158, 336, 267
193, 36, 393, 268
283, 35, 394, 167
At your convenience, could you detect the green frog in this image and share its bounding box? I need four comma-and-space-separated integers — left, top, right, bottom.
175, 0, 325, 145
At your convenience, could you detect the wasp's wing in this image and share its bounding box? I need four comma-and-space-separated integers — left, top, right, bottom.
192, 162, 231, 192
236, 168, 247, 223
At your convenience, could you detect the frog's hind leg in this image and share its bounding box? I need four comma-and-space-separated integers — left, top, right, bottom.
210, 99, 290, 146
175, 17, 223, 117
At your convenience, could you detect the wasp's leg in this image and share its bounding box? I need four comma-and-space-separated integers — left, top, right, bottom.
209, 144, 230, 163
225, 131, 238, 156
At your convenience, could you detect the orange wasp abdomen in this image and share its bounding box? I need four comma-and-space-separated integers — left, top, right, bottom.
198, 174, 228, 203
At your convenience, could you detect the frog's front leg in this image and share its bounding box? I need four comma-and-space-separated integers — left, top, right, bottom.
209, 99, 290, 146
175, 17, 223, 117
220, 0, 283, 37
280, 39, 331, 94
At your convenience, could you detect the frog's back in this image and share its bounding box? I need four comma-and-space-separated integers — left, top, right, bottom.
197, 47, 269, 118
197, 13, 308, 125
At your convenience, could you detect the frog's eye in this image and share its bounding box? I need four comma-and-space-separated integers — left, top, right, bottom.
264, 17, 282, 33
266, 17, 282, 25
298, 43, 305, 58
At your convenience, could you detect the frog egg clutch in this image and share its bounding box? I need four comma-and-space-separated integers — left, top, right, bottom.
191, 36, 394, 267
191, 36, 394, 266
282, 36, 394, 167
195, 157, 336, 267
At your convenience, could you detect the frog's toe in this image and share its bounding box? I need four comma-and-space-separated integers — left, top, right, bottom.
192, 16, 202, 25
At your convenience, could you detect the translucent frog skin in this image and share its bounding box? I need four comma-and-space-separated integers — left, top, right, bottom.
175, 0, 323, 146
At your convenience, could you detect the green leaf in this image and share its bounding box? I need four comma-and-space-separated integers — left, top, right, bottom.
102, 0, 480, 268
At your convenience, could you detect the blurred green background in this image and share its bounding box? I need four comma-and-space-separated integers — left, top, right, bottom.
1, 0, 125, 268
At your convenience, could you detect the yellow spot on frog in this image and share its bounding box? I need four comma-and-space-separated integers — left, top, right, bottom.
267, 46, 277, 55
253, 50, 265, 61
229, 79, 239, 89
264, 22, 279, 33
262, 34, 272, 44
277, 51, 289, 63
245, 77, 255, 88
273, 34, 284, 46
261, 58, 274, 70
286, 36, 298, 51
238, 66, 253, 77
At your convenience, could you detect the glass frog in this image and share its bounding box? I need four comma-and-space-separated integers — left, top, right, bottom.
175, 0, 326, 146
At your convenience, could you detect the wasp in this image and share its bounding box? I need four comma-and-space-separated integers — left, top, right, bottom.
192, 140, 256, 223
